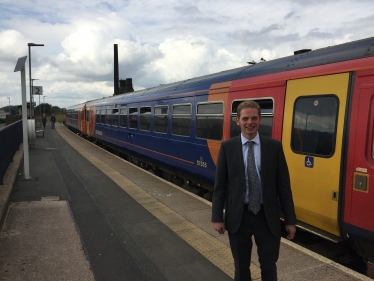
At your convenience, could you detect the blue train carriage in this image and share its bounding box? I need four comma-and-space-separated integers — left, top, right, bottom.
86, 79, 234, 191
66, 37, 374, 270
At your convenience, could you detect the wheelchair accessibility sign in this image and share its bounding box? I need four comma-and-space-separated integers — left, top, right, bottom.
305, 156, 314, 168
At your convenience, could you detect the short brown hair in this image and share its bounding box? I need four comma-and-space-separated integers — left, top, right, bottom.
237, 100, 261, 118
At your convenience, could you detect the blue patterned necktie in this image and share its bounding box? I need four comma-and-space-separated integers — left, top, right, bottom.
247, 141, 261, 214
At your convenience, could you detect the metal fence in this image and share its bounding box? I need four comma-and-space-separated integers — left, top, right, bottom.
0, 120, 22, 185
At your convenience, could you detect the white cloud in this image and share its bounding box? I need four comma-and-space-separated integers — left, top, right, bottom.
0, 0, 373, 109
0, 30, 28, 61
148, 36, 244, 84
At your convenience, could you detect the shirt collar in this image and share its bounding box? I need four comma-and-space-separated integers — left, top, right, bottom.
241, 133, 260, 146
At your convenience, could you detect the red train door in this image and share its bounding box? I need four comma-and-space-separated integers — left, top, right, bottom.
85, 105, 96, 136
79, 108, 86, 133
343, 69, 374, 237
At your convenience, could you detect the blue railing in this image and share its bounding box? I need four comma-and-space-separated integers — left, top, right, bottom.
0, 120, 22, 185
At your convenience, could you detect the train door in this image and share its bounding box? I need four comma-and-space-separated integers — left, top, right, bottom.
85, 106, 91, 136
343, 71, 374, 239
282, 73, 350, 238
79, 107, 86, 133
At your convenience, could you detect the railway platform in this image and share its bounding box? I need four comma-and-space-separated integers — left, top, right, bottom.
0, 122, 371, 281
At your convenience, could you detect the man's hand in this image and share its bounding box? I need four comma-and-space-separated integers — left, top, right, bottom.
213, 222, 226, 234
285, 225, 296, 240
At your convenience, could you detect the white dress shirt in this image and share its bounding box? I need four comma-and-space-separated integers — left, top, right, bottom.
241, 133, 263, 204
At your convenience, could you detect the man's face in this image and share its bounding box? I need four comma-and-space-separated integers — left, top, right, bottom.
236, 107, 262, 140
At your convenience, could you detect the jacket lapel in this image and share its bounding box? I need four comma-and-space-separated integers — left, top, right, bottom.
234, 136, 246, 180
259, 135, 268, 189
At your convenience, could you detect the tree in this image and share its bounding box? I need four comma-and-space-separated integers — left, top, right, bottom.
34, 103, 52, 115
51, 105, 62, 113
32, 103, 65, 116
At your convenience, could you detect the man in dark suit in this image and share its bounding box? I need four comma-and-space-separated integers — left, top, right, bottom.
212, 100, 296, 281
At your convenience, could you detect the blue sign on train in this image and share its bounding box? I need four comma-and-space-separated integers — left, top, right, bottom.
305, 156, 314, 168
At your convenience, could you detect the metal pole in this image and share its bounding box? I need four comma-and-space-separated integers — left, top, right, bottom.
31, 79, 33, 117
21, 66, 31, 179
28, 43, 44, 118
39, 95, 41, 123
28, 45, 31, 118
43, 96, 46, 114
31, 78, 39, 123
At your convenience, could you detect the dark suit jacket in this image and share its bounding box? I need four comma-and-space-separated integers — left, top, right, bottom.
211, 135, 297, 237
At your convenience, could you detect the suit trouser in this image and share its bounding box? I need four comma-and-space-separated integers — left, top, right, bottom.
228, 206, 280, 281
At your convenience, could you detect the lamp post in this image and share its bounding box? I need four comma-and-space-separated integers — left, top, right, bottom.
43, 96, 47, 114
31, 78, 40, 122
31, 79, 39, 89
7, 97, 10, 113
28, 43, 44, 118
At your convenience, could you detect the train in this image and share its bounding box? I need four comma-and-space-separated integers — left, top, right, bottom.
65, 37, 374, 268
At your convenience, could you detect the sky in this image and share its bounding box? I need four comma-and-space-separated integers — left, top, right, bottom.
0, 0, 373, 109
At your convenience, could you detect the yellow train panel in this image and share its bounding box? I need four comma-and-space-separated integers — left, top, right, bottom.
282, 73, 350, 237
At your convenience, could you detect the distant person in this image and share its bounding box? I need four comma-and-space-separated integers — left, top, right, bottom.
50, 114, 56, 129
212, 100, 296, 281
42, 114, 47, 128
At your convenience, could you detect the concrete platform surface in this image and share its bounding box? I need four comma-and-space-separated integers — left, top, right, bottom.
0, 200, 94, 281
0, 122, 373, 281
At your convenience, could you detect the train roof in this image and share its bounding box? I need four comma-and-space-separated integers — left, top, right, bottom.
74, 36, 374, 108
66, 101, 88, 110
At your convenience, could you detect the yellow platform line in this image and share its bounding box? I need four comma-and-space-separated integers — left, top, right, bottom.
56, 124, 261, 279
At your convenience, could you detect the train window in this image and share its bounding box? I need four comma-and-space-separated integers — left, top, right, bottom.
196, 102, 223, 140
154, 106, 168, 133
140, 107, 151, 131
230, 99, 274, 138
96, 110, 100, 124
291, 95, 338, 156
120, 108, 127, 128
129, 107, 138, 129
172, 104, 191, 136
105, 109, 111, 125
112, 109, 119, 126
100, 109, 106, 124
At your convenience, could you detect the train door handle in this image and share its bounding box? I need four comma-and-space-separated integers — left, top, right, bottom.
332, 190, 338, 201
128, 133, 133, 138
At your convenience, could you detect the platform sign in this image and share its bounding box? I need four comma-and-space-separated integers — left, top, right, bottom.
14, 56, 27, 72
32, 86, 43, 95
